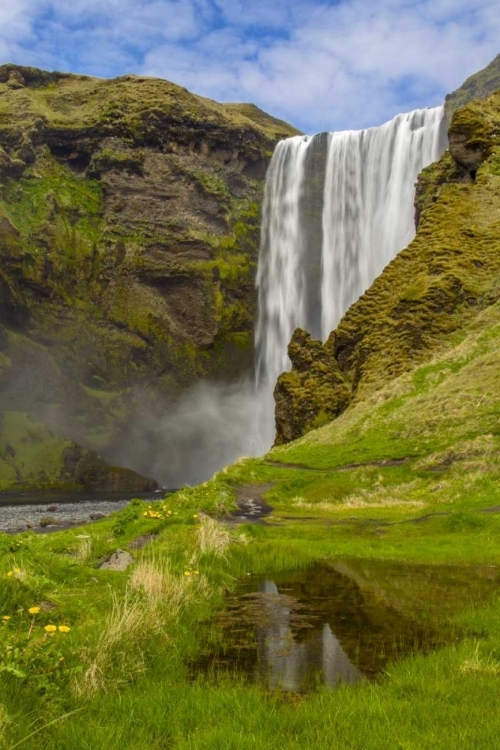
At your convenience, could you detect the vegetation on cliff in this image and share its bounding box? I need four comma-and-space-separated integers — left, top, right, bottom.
0, 64, 299, 489
445, 53, 500, 125
274, 88, 500, 444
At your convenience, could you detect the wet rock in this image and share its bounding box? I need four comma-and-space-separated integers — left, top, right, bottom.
99, 549, 134, 571
89, 512, 106, 520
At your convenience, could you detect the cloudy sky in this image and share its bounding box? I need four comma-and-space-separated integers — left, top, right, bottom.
1, 0, 499, 133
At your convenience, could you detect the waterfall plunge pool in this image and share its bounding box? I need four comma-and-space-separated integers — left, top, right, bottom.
189, 559, 500, 694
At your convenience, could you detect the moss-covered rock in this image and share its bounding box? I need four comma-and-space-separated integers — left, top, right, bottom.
274, 329, 351, 445
274, 88, 500, 443
0, 63, 299, 489
0, 412, 157, 492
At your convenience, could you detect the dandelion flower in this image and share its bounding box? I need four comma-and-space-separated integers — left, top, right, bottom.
58, 625, 70, 633
13, 568, 20, 574
2, 615, 11, 621
184, 571, 191, 577
193, 514, 198, 519
7, 571, 13, 578
194, 570, 200, 575
44, 624, 57, 633
28, 606, 41, 615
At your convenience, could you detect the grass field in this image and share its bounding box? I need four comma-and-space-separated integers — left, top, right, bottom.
1, 301, 500, 749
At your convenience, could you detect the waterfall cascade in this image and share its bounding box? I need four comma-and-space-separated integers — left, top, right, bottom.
146, 106, 446, 487
256, 106, 446, 386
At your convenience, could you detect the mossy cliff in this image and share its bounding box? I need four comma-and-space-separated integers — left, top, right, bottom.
0, 64, 299, 488
445, 54, 500, 126
274, 89, 500, 444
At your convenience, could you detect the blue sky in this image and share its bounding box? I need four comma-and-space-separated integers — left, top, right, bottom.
1, 0, 499, 133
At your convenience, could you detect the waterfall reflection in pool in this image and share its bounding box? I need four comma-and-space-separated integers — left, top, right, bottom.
191, 560, 500, 693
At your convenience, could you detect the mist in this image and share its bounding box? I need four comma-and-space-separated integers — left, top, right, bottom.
106, 379, 276, 488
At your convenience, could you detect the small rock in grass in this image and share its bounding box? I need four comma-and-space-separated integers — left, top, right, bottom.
99, 549, 134, 571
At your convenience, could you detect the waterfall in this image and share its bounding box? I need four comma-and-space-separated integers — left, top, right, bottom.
256, 106, 446, 386
132, 106, 446, 487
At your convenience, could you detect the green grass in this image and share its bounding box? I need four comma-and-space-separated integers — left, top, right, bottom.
0, 412, 74, 491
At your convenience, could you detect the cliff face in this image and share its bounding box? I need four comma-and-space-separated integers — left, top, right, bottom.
0, 64, 299, 489
274, 88, 500, 445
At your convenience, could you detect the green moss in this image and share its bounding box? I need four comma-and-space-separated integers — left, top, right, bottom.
445, 53, 500, 125
190, 170, 230, 205
0, 412, 73, 490
90, 147, 144, 174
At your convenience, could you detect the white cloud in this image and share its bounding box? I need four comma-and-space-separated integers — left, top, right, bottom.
0, 0, 499, 132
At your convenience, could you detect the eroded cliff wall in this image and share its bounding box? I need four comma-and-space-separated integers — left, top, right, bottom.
0, 64, 299, 489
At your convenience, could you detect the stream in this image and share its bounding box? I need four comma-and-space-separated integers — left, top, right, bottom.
0, 489, 166, 533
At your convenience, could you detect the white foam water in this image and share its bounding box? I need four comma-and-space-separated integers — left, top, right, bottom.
256, 106, 446, 386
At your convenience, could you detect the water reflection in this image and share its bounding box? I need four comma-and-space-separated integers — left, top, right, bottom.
193, 561, 500, 693
254, 581, 362, 691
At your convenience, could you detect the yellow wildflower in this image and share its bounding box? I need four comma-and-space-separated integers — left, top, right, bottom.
58, 625, 70, 633
2, 615, 11, 621
193, 514, 198, 519
28, 606, 41, 615
184, 571, 191, 576
44, 624, 57, 633
6, 571, 13, 578
194, 570, 200, 575
143, 511, 148, 516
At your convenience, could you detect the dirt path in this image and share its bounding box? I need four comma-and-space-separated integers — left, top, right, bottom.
264, 457, 411, 472
226, 483, 274, 524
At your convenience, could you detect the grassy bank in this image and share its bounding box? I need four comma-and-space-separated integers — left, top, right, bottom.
2, 301, 500, 748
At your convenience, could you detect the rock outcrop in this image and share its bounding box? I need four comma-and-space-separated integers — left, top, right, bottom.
0, 64, 299, 490
274, 329, 351, 445
274, 87, 500, 443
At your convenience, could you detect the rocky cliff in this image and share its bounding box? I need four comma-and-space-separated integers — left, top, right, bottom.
0, 64, 299, 490
274, 87, 500, 444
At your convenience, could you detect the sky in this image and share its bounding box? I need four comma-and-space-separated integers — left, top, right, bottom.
0, 0, 499, 133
